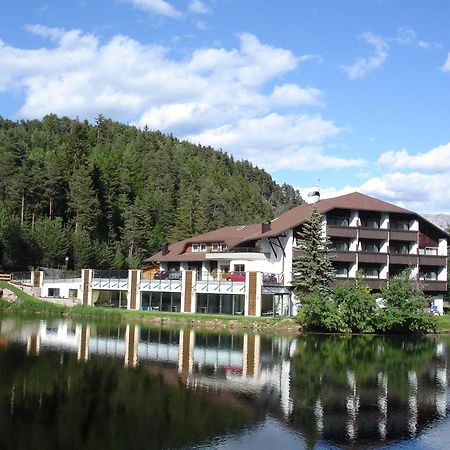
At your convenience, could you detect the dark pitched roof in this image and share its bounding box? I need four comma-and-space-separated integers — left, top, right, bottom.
149, 192, 449, 262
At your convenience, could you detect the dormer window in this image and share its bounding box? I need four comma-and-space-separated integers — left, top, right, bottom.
192, 243, 207, 252
211, 242, 228, 252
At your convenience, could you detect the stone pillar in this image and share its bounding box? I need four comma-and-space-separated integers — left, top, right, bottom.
181, 270, 196, 313
245, 272, 262, 316
81, 269, 93, 306
77, 324, 90, 362
127, 269, 141, 310
124, 324, 139, 368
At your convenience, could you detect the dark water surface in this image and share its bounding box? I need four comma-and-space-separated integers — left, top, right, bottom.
0, 318, 449, 450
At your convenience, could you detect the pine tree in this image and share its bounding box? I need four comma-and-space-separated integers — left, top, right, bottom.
292, 206, 335, 295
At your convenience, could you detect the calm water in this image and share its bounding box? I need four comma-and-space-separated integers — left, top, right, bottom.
0, 318, 449, 450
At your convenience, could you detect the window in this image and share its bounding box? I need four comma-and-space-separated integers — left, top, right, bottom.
391, 244, 409, 255
48, 288, 60, 297
419, 247, 438, 255
192, 243, 207, 252
211, 242, 228, 252
328, 216, 349, 227
361, 241, 380, 253
335, 266, 349, 277
420, 271, 437, 281
329, 240, 350, 251
69, 289, 78, 298
234, 264, 245, 272
391, 221, 410, 231
362, 219, 380, 229
362, 268, 379, 279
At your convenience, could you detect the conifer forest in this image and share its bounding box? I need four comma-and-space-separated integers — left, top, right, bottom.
0, 115, 302, 270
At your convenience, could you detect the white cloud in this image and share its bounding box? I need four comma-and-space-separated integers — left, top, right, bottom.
377, 143, 450, 172
441, 53, 450, 72
340, 32, 389, 79
316, 171, 450, 213
122, 0, 181, 18
394, 27, 433, 49
185, 113, 364, 170
270, 84, 324, 107
0, 26, 361, 172
188, 0, 210, 14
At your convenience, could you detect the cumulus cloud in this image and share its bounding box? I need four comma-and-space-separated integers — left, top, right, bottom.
270, 84, 324, 107
340, 32, 389, 79
314, 173, 450, 213
122, 0, 181, 18
0, 26, 358, 171
188, 0, 210, 14
441, 53, 450, 72
377, 144, 450, 172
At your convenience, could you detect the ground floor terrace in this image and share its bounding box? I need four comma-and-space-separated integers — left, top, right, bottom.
9, 266, 446, 315
15, 269, 295, 317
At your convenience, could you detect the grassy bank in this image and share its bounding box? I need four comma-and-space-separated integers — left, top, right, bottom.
0, 281, 300, 333
436, 314, 450, 333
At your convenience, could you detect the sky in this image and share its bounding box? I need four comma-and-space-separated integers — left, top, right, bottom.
1, 0, 450, 213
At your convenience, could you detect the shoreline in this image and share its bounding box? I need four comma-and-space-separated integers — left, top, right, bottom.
0, 281, 301, 334
2, 281, 449, 334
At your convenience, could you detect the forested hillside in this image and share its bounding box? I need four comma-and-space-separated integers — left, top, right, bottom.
0, 114, 302, 270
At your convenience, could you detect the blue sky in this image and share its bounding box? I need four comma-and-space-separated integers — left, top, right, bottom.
1, 0, 450, 213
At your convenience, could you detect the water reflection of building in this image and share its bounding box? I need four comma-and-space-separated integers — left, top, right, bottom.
2, 320, 449, 448
290, 339, 449, 448
6, 320, 296, 417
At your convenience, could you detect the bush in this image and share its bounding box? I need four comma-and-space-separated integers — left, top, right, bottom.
377, 271, 436, 334
297, 271, 437, 334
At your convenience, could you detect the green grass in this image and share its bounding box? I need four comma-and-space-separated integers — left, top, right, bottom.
437, 314, 450, 333
0, 281, 299, 333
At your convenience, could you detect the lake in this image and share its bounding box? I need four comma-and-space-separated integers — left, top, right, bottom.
0, 317, 448, 449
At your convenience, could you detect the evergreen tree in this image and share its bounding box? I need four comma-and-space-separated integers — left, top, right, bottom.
68, 163, 100, 233
292, 206, 335, 296
33, 217, 69, 268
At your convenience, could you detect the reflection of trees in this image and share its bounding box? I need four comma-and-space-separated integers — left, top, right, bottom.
290, 335, 441, 448
0, 345, 257, 450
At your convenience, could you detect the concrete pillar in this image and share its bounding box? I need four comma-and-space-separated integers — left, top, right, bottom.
124, 324, 139, 368
127, 269, 140, 310
245, 272, 262, 316
81, 269, 93, 306
181, 270, 196, 313
77, 324, 90, 362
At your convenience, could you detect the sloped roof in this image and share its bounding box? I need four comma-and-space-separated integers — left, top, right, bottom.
149, 192, 448, 262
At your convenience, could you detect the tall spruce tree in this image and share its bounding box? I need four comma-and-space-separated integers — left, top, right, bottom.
292, 206, 335, 296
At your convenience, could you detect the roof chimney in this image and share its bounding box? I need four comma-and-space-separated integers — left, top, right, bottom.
162, 243, 169, 256
262, 220, 271, 233
306, 185, 320, 204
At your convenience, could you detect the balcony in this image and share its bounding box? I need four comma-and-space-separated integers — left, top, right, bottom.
421, 280, 447, 292
359, 228, 388, 240
328, 251, 357, 263
326, 226, 357, 238
206, 247, 269, 261
358, 252, 388, 264
389, 254, 418, 265
330, 278, 384, 290
419, 255, 447, 266
389, 230, 417, 241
